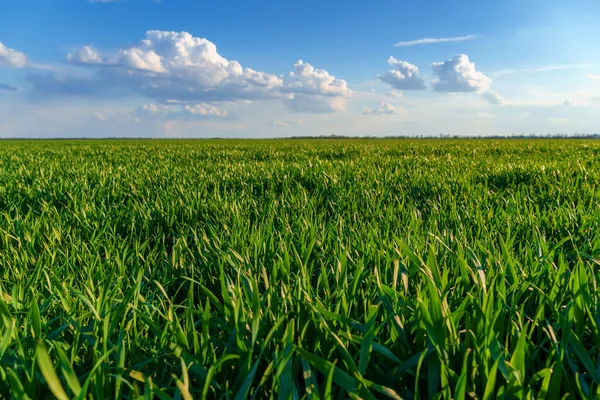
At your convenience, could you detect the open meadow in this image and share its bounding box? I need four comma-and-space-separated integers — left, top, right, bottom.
1, 139, 600, 399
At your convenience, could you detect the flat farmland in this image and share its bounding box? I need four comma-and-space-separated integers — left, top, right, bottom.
1, 139, 599, 399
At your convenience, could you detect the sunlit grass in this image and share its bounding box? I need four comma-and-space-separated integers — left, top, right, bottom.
0, 139, 599, 399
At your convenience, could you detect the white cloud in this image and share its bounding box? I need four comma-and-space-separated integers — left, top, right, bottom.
283, 60, 350, 97
378, 57, 426, 90
432, 54, 491, 92
30, 31, 350, 113
395, 34, 478, 47
587, 74, 600, 81
482, 91, 505, 105
66, 46, 104, 65
135, 103, 228, 121
0, 41, 28, 68
34, 31, 282, 102
549, 117, 568, 123
70, 31, 280, 92
478, 112, 496, 118
363, 102, 405, 115
281, 60, 351, 112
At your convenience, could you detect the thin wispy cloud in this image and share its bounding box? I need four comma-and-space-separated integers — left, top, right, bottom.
493, 64, 600, 76
394, 34, 478, 47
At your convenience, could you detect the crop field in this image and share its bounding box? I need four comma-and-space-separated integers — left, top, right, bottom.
1, 139, 600, 399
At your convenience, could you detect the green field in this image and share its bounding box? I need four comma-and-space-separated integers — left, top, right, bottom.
1, 139, 600, 399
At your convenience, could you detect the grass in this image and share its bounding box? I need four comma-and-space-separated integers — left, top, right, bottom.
0, 139, 599, 399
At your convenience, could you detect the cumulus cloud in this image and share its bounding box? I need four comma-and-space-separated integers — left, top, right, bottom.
0, 83, 18, 91
135, 103, 228, 121
432, 54, 491, 92
378, 57, 426, 90
283, 61, 350, 97
31, 31, 282, 102
66, 46, 103, 64
482, 91, 505, 105
395, 34, 478, 47
363, 102, 405, 115
0, 41, 28, 68
281, 60, 351, 112
29, 31, 350, 113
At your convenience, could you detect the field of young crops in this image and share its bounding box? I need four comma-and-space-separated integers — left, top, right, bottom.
1, 139, 600, 399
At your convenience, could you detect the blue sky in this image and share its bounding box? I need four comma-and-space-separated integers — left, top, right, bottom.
1, 0, 600, 137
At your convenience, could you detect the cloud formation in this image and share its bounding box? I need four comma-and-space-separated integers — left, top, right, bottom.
59, 31, 283, 100
28, 31, 350, 113
283, 61, 350, 97
482, 91, 505, 105
363, 102, 405, 115
395, 34, 478, 47
378, 57, 426, 90
66, 46, 103, 64
282, 60, 351, 112
0, 41, 28, 68
135, 103, 228, 121
432, 54, 491, 92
